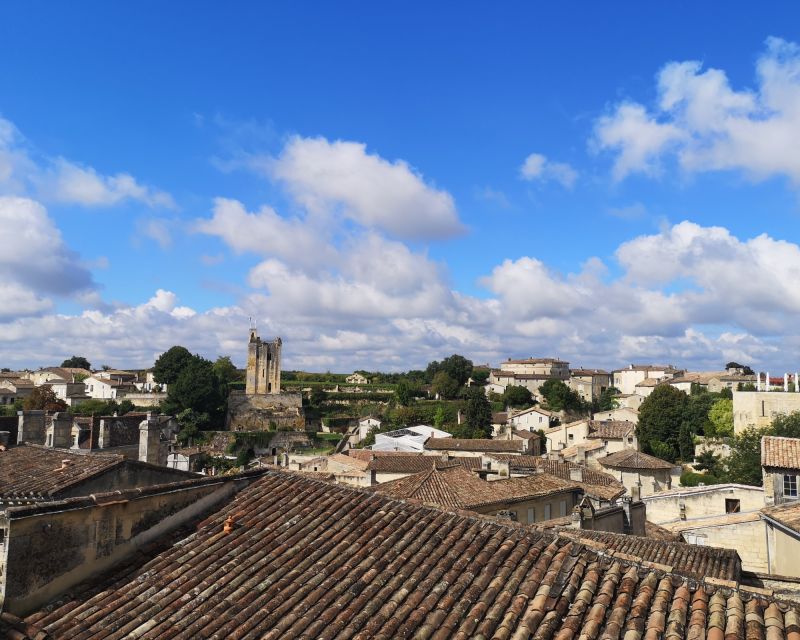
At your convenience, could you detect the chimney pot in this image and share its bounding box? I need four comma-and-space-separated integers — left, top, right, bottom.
223, 515, 235, 534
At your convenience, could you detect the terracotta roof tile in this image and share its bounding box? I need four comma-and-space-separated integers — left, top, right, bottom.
18, 469, 795, 639
599, 449, 675, 470
761, 502, 800, 533
588, 420, 636, 439
424, 437, 526, 452
762, 436, 800, 470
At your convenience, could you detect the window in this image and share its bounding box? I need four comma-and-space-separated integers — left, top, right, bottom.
725, 499, 741, 513
784, 475, 798, 498
559, 500, 567, 517
527, 507, 535, 523
568, 434, 574, 441
544, 504, 551, 520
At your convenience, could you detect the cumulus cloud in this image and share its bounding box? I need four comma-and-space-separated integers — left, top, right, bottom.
266, 136, 464, 240
520, 153, 578, 188
594, 37, 800, 184
0, 196, 94, 296
0, 115, 175, 208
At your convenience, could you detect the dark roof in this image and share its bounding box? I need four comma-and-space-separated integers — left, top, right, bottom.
21, 469, 793, 639
599, 449, 674, 470
588, 420, 636, 439
761, 436, 800, 469
366, 454, 442, 474
371, 465, 582, 510
424, 437, 525, 452
0, 445, 125, 499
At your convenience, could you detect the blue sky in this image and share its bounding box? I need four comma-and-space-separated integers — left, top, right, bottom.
2, 3, 800, 372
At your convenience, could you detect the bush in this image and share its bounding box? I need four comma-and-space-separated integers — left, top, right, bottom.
680, 471, 721, 487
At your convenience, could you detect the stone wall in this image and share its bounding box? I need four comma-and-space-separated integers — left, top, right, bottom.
733, 390, 800, 434
54, 460, 196, 499
678, 517, 768, 574
0, 470, 267, 615
226, 391, 305, 431
643, 484, 765, 524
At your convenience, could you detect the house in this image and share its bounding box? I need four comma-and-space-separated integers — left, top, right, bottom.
0, 444, 196, 507
166, 446, 206, 472
26, 367, 90, 386
133, 370, 165, 393
508, 429, 543, 455
592, 405, 639, 423
486, 369, 551, 396
0, 378, 33, 405
761, 501, 800, 577
598, 449, 676, 497
733, 389, 800, 434
41, 379, 89, 406
507, 405, 555, 431
667, 371, 729, 394
615, 393, 647, 410
356, 415, 381, 443
762, 435, 800, 506
612, 364, 683, 395
17, 468, 793, 639
83, 375, 137, 400
546, 419, 637, 456
499, 357, 570, 378
568, 368, 611, 402
371, 464, 585, 522
479, 453, 626, 506
633, 377, 661, 397
295, 452, 372, 486
362, 452, 463, 483
345, 372, 369, 385
643, 484, 766, 524
372, 425, 450, 452
94, 369, 138, 383
423, 436, 534, 456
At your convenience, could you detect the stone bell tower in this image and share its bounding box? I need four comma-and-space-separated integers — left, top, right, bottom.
245, 328, 281, 395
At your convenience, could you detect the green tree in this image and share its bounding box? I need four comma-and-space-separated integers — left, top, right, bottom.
164, 356, 224, 424
434, 405, 446, 429
502, 385, 534, 408
725, 361, 754, 375
175, 408, 209, 445
771, 412, 800, 438
539, 379, 586, 413
212, 355, 240, 386
23, 386, 67, 412
695, 450, 722, 475
637, 384, 690, 462
431, 371, 460, 400
73, 399, 117, 416
708, 398, 733, 437
722, 428, 763, 486
153, 346, 194, 385
426, 354, 473, 386
471, 367, 490, 383
61, 355, 91, 370
395, 380, 412, 406
117, 399, 135, 415
462, 387, 492, 438
596, 387, 620, 412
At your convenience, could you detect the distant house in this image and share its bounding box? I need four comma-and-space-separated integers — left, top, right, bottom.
42, 380, 89, 407
346, 373, 369, 385
424, 437, 535, 457
507, 406, 555, 431
0, 379, 33, 405
612, 364, 683, 395
370, 464, 584, 523
568, 368, 611, 402
762, 435, 800, 506
372, 425, 450, 452
83, 375, 137, 400
27, 367, 90, 386
357, 416, 382, 443
598, 449, 676, 498
592, 406, 639, 424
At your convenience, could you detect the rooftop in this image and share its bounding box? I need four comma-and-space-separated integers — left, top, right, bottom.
371, 465, 582, 510
20, 469, 789, 639
0, 445, 125, 499
424, 437, 526, 453
762, 436, 800, 470
762, 501, 800, 534
588, 419, 636, 439
598, 449, 675, 470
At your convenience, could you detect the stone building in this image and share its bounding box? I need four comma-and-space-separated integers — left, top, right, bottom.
226, 330, 304, 431
245, 329, 281, 394
762, 435, 800, 506
733, 389, 800, 434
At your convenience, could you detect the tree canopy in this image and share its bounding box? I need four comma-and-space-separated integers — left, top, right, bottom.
426, 354, 473, 386
24, 387, 67, 412
431, 371, 461, 400
458, 387, 492, 438
153, 346, 195, 385
636, 384, 690, 462
539, 379, 586, 413
502, 385, 534, 408
61, 355, 91, 370
707, 398, 733, 437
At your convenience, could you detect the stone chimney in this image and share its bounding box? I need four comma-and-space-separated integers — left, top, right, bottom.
17, 410, 46, 445
51, 412, 72, 449
139, 412, 162, 465
621, 496, 633, 534
570, 505, 581, 529
98, 417, 111, 449
569, 466, 584, 483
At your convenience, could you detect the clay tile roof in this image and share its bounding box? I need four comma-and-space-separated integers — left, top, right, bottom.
588, 420, 635, 439
761, 436, 800, 469
599, 449, 674, 470
327, 453, 370, 471
0, 444, 124, 499
366, 454, 479, 474
372, 465, 582, 510
22, 468, 794, 640
424, 437, 525, 452
761, 501, 800, 534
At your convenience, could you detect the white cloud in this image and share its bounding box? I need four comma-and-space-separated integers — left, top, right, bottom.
0, 196, 94, 296
520, 153, 578, 188
594, 37, 800, 184
136, 218, 174, 249
266, 136, 464, 240
0, 115, 175, 208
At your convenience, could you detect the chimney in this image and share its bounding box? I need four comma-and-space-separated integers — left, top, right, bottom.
17, 410, 46, 445
139, 412, 162, 465
569, 467, 584, 483
223, 515, 235, 534
55, 459, 73, 472
621, 496, 633, 534
51, 412, 72, 449
630, 485, 641, 502
570, 505, 581, 529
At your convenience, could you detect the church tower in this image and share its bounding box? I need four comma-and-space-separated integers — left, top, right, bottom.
246, 329, 282, 395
